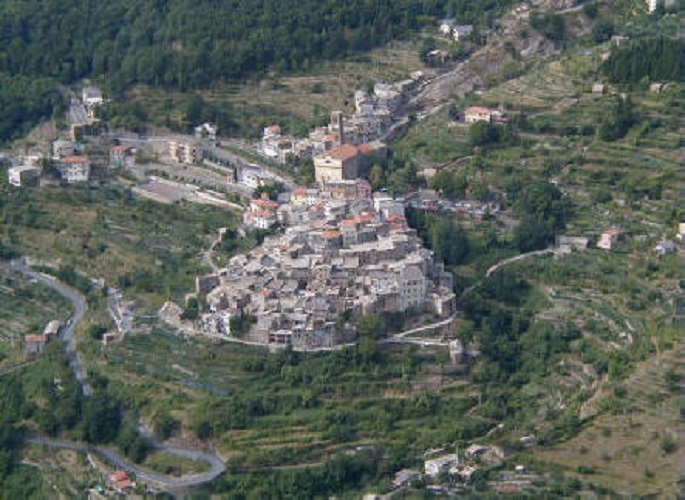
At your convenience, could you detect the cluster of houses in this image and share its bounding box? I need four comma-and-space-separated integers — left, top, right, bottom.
386, 444, 505, 494
6, 141, 90, 187
168, 179, 456, 349
6, 140, 137, 187
595, 227, 679, 256
260, 76, 422, 165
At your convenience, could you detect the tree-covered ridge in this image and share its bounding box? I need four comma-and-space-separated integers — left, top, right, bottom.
0, 74, 64, 143
602, 37, 684, 84
0, 0, 487, 90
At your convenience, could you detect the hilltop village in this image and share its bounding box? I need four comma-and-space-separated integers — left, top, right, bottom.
162, 179, 456, 349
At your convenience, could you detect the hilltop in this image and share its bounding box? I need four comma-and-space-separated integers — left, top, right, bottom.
0, 0, 682, 497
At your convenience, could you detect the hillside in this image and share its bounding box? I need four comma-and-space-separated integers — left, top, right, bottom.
0, 0, 682, 497
0, 0, 519, 143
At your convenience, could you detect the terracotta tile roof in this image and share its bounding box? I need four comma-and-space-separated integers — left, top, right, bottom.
116, 479, 133, 489
341, 219, 357, 227
326, 144, 360, 161
247, 210, 274, 219
323, 230, 341, 239
108, 471, 129, 482
357, 143, 375, 154
59, 155, 89, 164
110, 145, 129, 152
293, 188, 307, 196
251, 199, 279, 210
25, 334, 47, 343
466, 106, 492, 115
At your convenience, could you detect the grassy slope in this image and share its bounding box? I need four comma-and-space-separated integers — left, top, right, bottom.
1, 2, 681, 496
130, 42, 426, 138
0, 269, 72, 365
1, 184, 239, 311
535, 349, 680, 496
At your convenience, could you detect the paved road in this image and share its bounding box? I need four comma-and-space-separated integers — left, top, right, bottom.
484, 248, 554, 278
378, 313, 458, 348
3, 260, 91, 396
4, 262, 228, 490
25, 437, 225, 491
201, 229, 225, 273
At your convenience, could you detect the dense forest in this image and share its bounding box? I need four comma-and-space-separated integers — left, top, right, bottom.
0, 74, 64, 144
0, 0, 519, 142
0, 0, 516, 90
602, 37, 684, 84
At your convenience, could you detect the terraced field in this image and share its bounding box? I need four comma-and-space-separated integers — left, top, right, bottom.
535, 349, 680, 497
0, 268, 71, 364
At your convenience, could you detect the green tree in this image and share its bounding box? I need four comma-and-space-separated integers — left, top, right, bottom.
598, 96, 636, 142
356, 314, 384, 340
514, 216, 552, 252
430, 219, 470, 266
180, 297, 199, 320
153, 410, 180, 440
592, 18, 614, 44
369, 164, 385, 190
469, 121, 500, 146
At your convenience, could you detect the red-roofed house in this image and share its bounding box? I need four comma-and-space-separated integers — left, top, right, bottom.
107, 470, 134, 492
57, 156, 90, 183
250, 198, 279, 212
243, 210, 277, 230
464, 106, 494, 123
314, 143, 386, 184
597, 228, 623, 250
25, 334, 48, 355
292, 188, 320, 206
263, 124, 282, 138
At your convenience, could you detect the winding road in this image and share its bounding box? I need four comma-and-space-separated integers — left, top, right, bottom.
25, 437, 225, 491
3, 259, 91, 395
2, 260, 227, 491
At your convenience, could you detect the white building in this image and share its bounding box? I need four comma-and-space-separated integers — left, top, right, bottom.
654, 240, 677, 255
8, 165, 41, 187
195, 122, 218, 142
244, 210, 278, 230
169, 140, 202, 164
57, 156, 90, 183
452, 25, 474, 42
398, 265, 426, 311
424, 454, 460, 478
82, 86, 103, 107
464, 106, 494, 123
597, 228, 623, 250
239, 165, 272, 189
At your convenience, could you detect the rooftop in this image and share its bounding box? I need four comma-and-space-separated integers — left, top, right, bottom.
326, 144, 360, 161
25, 334, 48, 343
466, 106, 493, 115
59, 155, 89, 164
